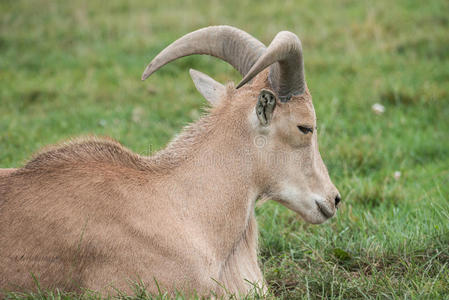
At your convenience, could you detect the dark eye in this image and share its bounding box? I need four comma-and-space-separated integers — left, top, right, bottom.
297, 125, 313, 134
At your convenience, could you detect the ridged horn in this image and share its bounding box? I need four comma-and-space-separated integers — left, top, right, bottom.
236, 31, 305, 101
141, 26, 266, 81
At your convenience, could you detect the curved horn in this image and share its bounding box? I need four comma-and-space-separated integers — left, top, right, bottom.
141, 26, 266, 80
236, 31, 305, 101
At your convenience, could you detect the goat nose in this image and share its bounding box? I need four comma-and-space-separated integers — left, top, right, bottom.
334, 195, 341, 207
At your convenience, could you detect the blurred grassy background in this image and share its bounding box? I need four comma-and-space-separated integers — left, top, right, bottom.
1, 0, 449, 298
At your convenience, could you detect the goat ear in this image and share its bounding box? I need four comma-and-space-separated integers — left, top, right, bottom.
256, 89, 277, 126
189, 69, 225, 105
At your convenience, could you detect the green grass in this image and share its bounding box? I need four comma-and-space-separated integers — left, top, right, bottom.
1, 0, 449, 298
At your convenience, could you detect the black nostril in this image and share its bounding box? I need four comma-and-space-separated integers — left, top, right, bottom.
335, 195, 341, 207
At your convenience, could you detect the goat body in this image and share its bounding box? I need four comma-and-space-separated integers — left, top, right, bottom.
0, 85, 263, 296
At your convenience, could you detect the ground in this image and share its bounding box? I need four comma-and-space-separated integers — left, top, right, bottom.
1, 0, 449, 299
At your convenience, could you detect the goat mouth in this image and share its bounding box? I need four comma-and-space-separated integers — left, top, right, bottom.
315, 201, 333, 218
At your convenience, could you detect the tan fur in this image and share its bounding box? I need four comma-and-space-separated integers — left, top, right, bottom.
0, 70, 339, 297
0, 169, 16, 178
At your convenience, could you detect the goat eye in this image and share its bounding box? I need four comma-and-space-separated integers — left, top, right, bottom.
297, 125, 313, 134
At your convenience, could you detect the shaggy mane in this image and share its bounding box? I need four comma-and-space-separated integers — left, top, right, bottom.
22, 106, 225, 174
23, 137, 151, 172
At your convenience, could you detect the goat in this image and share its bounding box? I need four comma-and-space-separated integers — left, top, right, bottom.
0, 26, 340, 297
